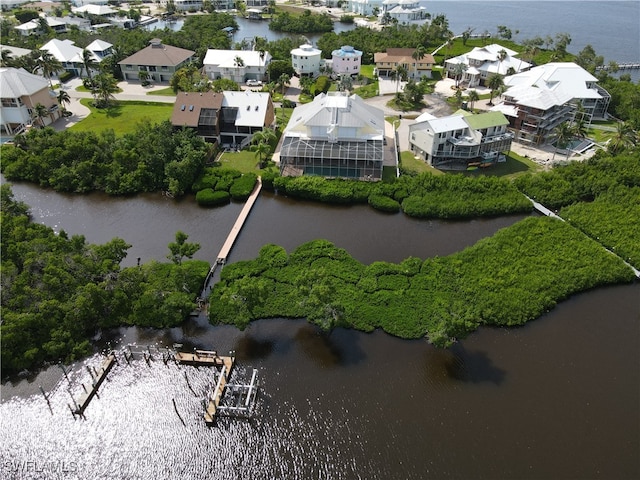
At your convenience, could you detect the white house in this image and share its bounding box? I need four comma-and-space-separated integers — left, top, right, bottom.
40, 38, 111, 77
346, 0, 384, 16
291, 44, 322, 77
279, 92, 386, 180
492, 62, 611, 145
330, 45, 363, 76
0, 67, 61, 135
203, 49, 272, 83
445, 44, 531, 87
218, 91, 275, 148
381, 0, 428, 23
409, 110, 513, 169
15, 17, 67, 36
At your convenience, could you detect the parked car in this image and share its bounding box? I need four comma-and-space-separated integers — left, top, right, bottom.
246, 79, 262, 86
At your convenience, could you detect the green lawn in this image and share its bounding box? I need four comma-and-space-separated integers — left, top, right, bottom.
400, 151, 444, 175
460, 152, 542, 179
218, 150, 262, 172
70, 99, 174, 135
146, 87, 177, 96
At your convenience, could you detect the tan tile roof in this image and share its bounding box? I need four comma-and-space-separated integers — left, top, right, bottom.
374, 48, 435, 65
171, 91, 223, 127
118, 42, 195, 67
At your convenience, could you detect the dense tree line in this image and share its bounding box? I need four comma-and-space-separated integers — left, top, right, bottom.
269, 11, 333, 34
273, 173, 532, 218
0, 186, 209, 376
208, 218, 635, 346
0, 122, 211, 197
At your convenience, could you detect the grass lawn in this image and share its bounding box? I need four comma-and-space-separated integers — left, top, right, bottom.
69, 99, 174, 135
217, 150, 261, 172
459, 152, 541, 179
400, 151, 444, 175
146, 87, 177, 96
360, 64, 375, 79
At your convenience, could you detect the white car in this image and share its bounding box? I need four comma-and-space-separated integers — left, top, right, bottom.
246, 79, 262, 86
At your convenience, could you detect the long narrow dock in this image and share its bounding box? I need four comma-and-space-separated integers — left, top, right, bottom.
72, 353, 116, 416
216, 176, 262, 264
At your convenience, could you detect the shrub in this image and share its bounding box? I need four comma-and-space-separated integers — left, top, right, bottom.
368, 194, 400, 213
229, 173, 258, 201
196, 188, 230, 207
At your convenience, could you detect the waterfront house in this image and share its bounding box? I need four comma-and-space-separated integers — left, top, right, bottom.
170, 90, 275, 148
15, 16, 67, 36
444, 44, 530, 87
381, 0, 429, 23
346, 0, 384, 16
279, 92, 385, 180
203, 49, 272, 83
0, 67, 61, 135
291, 44, 322, 77
40, 38, 111, 77
118, 39, 195, 83
409, 110, 513, 169
492, 62, 610, 145
330, 45, 363, 76
374, 48, 435, 79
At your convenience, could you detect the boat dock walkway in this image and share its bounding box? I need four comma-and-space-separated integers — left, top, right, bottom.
71, 352, 116, 416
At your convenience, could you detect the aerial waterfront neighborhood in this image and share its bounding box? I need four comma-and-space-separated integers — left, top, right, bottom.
0, 1, 639, 478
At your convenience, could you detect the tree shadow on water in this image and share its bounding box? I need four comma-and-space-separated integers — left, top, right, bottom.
294, 324, 366, 368
235, 335, 274, 361
425, 343, 506, 385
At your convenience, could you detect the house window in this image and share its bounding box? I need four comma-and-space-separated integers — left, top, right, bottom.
126, 64, 133, 70
1, 98, 18, 107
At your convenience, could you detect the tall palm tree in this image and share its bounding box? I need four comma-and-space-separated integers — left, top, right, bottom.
278, 73, 290, 95
394, 65, 407, 93
56, 89, 71, 114
452, 62, 467, 89
467, 89, 479, 111
411, 46, 426, 80
38, 51, 63, 88
82, 49, 99, 82
608, 122, 638, 154
92, 73, 118, 108
486, 73, 504, 105
31, 102, 49, 127
497, 49, 508, 75
234, 55, 244, 83
551, 121, 574, 161
251, 128, 276, 167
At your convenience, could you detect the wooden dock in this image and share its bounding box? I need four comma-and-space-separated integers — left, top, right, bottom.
216, 176, 262, 264
72, 353, 116, 416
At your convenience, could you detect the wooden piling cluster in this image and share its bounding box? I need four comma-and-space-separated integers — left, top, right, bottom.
69, 352, 116, 417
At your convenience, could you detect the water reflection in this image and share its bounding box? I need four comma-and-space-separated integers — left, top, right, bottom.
424, 342, 506, 385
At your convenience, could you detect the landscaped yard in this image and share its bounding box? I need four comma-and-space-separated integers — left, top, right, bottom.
70, 99, 174, 135
400, 151, 444, 175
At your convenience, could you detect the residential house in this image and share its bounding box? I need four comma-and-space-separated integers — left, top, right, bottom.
203, 49, 272, 83
246, 0, 269, 8
170, 90, 275, 148
381, 0, 428, 23
0, 67, 61, 135
291, 44, 322, 77
491, 63, 610, 145
40, 38, 111, 77
330, 45, 362, 76
444, 44, 530, 87
346, 0, 384, 16
118, 39, 195, 83
0, 44, 32, 61
409, 110, 513, 169
1, 0, 30, 11
279, 92, 385, 180
374, 48, 435, 79
15, 17, 66, 36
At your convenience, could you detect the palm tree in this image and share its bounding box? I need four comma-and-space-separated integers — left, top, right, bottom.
394, 65, 407, 93
38, 51, 63, 88
0, 48, 14, 67
467, 89, 479, 111
452, 62, 467, 89
81, 49, 99, 82
278, 73, 290, 95
497, 49, 508, 75
56, 89, 71, 114
234, 55, 244, 83
411, 46, 426, 79
486, 73, 504, 105
551, 121, 574, 161
92, 73, 118, 108
31, 103, 49, 127
608, 122, 638, 154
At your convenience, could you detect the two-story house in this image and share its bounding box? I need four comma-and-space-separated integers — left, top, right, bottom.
203, 49, 272, 83
170, 90, 275, 148
0, 67, 61, 135
445, 44, 531, 87
118, 39, 195, 83
279, 92, 385, 180
40, 38, 112, 77
374, 48, 435, 80
409, 110, 513, 169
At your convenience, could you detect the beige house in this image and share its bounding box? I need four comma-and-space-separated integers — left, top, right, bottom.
118, 39, 195, 83
374, 48, 435, 80
0, 67, 61, 135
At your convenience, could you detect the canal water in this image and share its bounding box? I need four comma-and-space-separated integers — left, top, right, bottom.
1, 181, 638, 479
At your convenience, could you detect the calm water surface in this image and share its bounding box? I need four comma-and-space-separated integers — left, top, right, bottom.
1, 182, 638, 479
